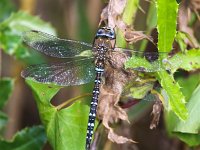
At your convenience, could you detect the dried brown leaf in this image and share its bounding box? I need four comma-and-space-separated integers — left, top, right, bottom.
190, 0, 200, 10
124, 29, 154, 44
100, 6, 108, 25
108, 129, 136, 144
100, 0, 127, 28
178, 0, 200, 48
150, 98, 163, 129
97, 50, 136, 145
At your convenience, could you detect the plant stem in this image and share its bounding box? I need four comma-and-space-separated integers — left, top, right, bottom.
56, 93, 92, 110
116, 0, 139, 47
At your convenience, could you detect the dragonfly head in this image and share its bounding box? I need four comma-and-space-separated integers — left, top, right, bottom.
95, 27, 115, 40
94, 27, 116, 50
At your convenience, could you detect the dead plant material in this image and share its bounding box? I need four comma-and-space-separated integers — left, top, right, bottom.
108, 129, 136, 144
124, 29, 154, 44
97, 50, 136, 144
100, 0, 127, 28
150, 98, 163, 129
100, 0, 153, 46
178, 0, 200, 48
190, 0, 200, 17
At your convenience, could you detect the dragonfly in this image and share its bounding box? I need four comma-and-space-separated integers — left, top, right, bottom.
21, 27, 171, 150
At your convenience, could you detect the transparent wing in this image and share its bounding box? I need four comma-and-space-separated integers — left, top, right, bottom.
21, 58, 95, 86
22, 30, 93, 58
115, 48, 181, 72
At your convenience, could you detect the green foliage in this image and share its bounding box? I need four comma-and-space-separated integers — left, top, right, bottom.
0, 11, 56, 64
165, 85, 200, 146
177, 74, 200, 101
156, 0, 187, 120
0, 0, 16, 22
0, 111, 7, 134
125, 0, 200, 124
0, 126, 46, 150
170, 49, 200, 71
157, 71, 188, 120
0, 4, 56, 149
157, 0, 178, 53
0, 78, 14, 109
175, 32, 187, 52
129, 83, 154, 99
0, 78, 14, 132
26, 79, 91, 150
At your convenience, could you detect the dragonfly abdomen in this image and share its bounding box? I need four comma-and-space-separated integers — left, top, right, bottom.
86, 61, 104, 150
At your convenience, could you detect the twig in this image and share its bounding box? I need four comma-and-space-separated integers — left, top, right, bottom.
56, 93, 91, 110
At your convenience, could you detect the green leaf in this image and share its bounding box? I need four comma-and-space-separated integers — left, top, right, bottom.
125, 54, 167, 72
0, 78, 14, 109
0, 11, 56, 64
0, 11, 56, 34
26, 79, 91, 150
177, 73, 200, 101
157, 71, 188, 120
156, 0, 188, 121
168, 49, 200, 72
125, 52, 182, 73
0, 126, 46, 150
157, 0, 178, 53
0, 0, 16, 22
174, 133, 200, 147
165, 84, 200, 146
129, 83, 154, 99
175, 32, 187, 52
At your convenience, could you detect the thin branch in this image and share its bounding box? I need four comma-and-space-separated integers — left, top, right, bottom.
56, 93, 92, 110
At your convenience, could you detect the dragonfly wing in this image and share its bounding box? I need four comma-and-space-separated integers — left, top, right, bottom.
115, 48, 169, 72
22, 30, 93, 58
21, 58, 95, 86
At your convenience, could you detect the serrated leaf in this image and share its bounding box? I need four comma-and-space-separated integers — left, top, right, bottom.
26, 79, 91, 150
0, 78, 14, 109
0, 11, 56, 64
157, 71, 188, 120
156, 0, 188, 121
125, 53, 179, 73
157, 0, 178, 53
168, 49, 200, 72
0, 126, 46, 150
125, 55, 165, 72
165, 84, 200, 146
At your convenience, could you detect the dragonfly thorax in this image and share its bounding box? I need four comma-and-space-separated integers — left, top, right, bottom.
93, 37, 115, 61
